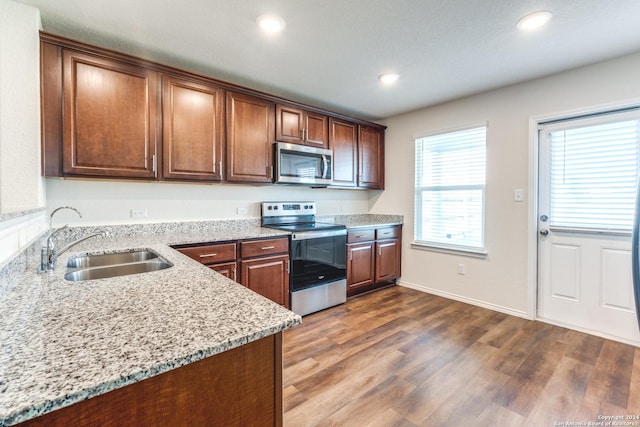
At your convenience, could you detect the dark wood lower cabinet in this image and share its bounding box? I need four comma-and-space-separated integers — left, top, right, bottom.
17, 333, 283, 427
347, 225, 402, 297
209, 261, 238, 281
239, 238, 290, 308
347, 242, 375, 291
174, 237, 290, 307
241, 254, 290, 308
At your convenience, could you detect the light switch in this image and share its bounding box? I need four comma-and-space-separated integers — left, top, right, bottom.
514, 189, 524, 202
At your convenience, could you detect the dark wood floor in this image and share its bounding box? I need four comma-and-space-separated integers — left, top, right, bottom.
283, 286, 640, 426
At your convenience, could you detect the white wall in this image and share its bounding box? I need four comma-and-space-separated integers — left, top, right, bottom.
0, 0, 44, 214
373, 52, 640, 317
0, 0, 46, 266
45, 178, 371, 226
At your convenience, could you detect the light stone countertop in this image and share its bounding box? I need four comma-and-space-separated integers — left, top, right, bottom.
0, 226, 301, 426
332, 214, 404, 230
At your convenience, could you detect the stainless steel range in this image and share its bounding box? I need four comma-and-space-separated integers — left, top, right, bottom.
261, 202, 347, 316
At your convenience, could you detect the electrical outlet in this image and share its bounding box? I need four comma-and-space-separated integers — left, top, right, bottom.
130, 209, 148, 218
457, 264, 466, 275
237, 207, 248, 215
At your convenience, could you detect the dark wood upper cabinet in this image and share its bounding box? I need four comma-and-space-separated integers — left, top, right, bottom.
62, 50, 158, 178
329, 118, 357, 187
162, 75, 224, 181
226, 91, 275, 183
358, 125, 385, 189
40, 33, 385, 186
276, 104, 329, 149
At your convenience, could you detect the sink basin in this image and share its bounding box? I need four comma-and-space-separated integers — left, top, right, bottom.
64, 249, 173, 282
66, 249, 160, 268
64, 260, 173, 281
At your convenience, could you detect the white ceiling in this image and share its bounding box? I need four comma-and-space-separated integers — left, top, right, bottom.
16, 0, 640, 121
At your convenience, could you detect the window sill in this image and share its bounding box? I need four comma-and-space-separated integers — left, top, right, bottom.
411, 241, 488, 259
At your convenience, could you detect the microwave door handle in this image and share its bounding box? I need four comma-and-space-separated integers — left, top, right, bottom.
321, 155, 329, 179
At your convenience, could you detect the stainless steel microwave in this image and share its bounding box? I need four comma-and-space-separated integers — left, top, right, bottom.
274, 142, 333, 186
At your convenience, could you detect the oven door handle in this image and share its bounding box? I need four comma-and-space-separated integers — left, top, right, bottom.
321, 155, 329, 179
291, 229, 347, 240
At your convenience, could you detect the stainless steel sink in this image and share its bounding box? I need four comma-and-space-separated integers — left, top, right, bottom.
64, 249, 173, 282
66, 249, 160, 268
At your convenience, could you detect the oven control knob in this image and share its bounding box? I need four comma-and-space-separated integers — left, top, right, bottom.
267, 206, 272, 210
274, 206, 278, 210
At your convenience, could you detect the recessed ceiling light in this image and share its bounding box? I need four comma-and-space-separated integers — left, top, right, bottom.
516, 10, 552, 31
257, 14, 286, 34
378, 73, 399, 84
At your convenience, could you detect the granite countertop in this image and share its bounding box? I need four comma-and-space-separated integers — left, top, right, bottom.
0, 226, 301, 426
332, 214, 404, 229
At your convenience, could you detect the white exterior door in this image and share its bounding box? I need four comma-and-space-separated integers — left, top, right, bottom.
537, 110, 640, 345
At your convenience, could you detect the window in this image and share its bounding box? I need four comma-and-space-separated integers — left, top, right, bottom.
541, 111, 640, 232
414, 126, 487, 252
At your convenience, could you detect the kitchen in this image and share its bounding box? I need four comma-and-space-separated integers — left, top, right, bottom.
2, 0, 640, 425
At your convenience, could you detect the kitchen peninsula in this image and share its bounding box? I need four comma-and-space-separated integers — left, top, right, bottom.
0, 221, 301, 426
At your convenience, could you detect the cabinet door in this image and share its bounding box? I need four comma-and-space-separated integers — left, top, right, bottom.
162, 75, 224, 181
209, 261, 238, 282
304, 111, 329, 149
347, 242, 375, 291
329, 118, 357, 187
276, 104, 304, 144
41, 41, 63, 177
226, 92, 275, 183
358, 125, 384, 189
375, 239, 400, 283
62, 50, 158, 178
241, 255, 290, 307
276, 105, 329, 148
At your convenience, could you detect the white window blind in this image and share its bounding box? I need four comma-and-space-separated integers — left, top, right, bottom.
546, 117, 640, 231
414, 126, 486, 251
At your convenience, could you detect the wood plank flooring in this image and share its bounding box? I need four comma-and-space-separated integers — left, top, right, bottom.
283, 286, 640, 426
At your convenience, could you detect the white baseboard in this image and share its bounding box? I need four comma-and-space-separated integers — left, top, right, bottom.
398, 280, 529, 320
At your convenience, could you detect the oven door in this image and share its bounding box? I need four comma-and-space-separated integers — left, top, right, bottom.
290, 230, 346, 292
275, 142, 333, 185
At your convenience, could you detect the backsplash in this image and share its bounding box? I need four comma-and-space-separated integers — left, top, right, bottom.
0, 208, 47, 299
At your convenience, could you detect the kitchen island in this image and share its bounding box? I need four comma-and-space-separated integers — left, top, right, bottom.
0, 225, 301, 426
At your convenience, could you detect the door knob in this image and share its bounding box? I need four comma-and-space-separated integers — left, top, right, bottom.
540, 229, 549, 236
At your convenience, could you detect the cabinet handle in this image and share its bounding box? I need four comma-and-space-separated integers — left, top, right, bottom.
232, 265, 237, 281
199, 253, 218, 258
378, 247, 382, 256
355, 235, 364, 238
261, 246, 276, 250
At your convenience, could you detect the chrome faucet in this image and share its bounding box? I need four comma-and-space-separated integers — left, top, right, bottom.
40, 207, 107, 271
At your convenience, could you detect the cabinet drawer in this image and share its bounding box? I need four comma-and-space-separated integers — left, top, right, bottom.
376, 226, 400, 240
241, 238, 289, 258
347, 229, 375, 243
178, 243, 237, 264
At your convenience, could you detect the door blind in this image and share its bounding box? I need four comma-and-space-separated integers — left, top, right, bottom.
546, 117, 640, 231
